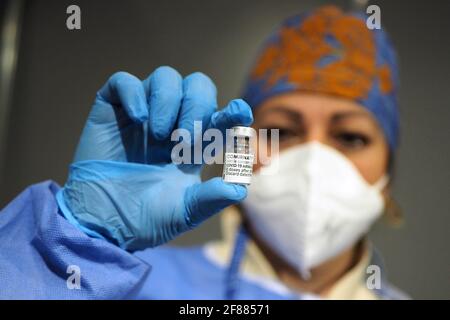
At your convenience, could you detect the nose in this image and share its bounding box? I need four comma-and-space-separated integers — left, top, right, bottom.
303, 126, 328, 145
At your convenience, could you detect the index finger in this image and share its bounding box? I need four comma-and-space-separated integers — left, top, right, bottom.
143, 66, 183, 140
178, 72, 218, 143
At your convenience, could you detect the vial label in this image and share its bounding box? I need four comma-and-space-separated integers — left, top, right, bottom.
222, 152, 254, 185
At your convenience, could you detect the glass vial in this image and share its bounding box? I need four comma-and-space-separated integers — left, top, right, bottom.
222, 126, 255, 185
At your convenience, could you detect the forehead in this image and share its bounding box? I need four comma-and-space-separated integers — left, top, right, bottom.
255, 92, 371, 119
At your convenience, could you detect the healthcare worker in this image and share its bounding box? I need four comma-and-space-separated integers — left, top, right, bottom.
0, 5, 408, 299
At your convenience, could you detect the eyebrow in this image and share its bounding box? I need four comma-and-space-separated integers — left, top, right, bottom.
258, 106, 303, 123
331, 111, 372, 122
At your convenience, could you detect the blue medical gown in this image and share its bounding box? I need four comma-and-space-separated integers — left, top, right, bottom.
0, 181, 296, 299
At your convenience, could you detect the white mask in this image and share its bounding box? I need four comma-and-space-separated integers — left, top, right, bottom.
242, 142, 388, 279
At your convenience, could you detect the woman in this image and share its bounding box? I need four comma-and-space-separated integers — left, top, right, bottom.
0, 5, 408, 299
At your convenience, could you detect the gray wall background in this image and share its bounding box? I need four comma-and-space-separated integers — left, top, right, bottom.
0, 0, 449, 299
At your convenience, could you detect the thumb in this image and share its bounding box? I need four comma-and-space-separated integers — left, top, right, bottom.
184, 177, 247, 228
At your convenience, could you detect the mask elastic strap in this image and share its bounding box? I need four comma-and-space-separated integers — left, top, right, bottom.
373, 174, 389, 191
225, 224, 248, 300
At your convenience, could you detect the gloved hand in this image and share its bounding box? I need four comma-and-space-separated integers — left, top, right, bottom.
56, 66, 253, 251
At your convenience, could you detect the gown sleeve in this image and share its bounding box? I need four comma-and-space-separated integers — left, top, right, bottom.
0, 181, 152, 299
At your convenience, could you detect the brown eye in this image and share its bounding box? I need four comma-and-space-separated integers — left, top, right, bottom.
334, 132, 371, 149
277, 128, 297, 141
263, 127, 298, 142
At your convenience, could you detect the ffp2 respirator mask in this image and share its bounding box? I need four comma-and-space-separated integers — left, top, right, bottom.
242, 142, 387, 279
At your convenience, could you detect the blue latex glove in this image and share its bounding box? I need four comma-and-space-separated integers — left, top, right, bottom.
57, 66, 253, 250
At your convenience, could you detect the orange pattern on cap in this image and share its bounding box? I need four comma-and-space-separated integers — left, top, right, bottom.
250, 6, 394, 100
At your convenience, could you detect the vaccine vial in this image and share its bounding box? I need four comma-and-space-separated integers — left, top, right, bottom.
222, 126, 255, 185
